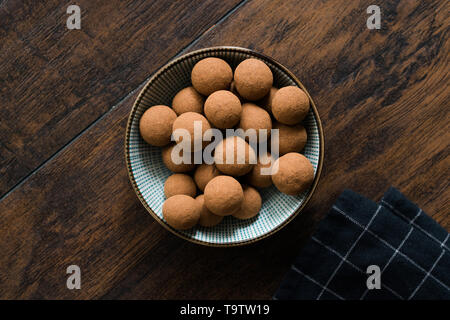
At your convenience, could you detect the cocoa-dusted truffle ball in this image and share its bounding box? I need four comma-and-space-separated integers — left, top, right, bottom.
204, 176, 244, 216
272, 153, 314, 195
164, 173, 197, 198
172, 112, 211, 149
139, 105, 177, 147
172, 87, 204, 115
258, 87, 278, 114
239, 103, 272, 141
272, 86, 310, 125
273, 122, 307, 155
232, 185, 262, 220
191, 57, 233, 96
194, 164, 220, 191
246, 152, 274, 188
162, 195, 200, 230
196, 194, 223, 227
234, 58, 273, 100
204, 90, 242, 129
214, 136, 256, 177
162, 144, 195, 173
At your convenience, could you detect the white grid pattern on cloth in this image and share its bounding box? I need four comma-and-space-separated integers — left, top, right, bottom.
408, 250, 446, 299
315, 206, 381, 299
359, 226, 413, 299
410, 208, 422, 224
381, 200, 450, 252
333, 205, 450, 292
311, 236, 404, 299
442, 234, 450, 248
291, 266, 345, 300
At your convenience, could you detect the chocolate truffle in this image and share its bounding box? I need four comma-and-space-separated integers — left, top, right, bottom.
239, 103, 272, 141
162, 144, 195, 173
204, 175, 244, 216
172, 87, 204, 115
273, 122, 307, 155
196, 194, 224, 227
234, 58, 273, 100
194, 164, 221, 191
162, 195, 200, 230
246, 152, 274, 188
204, 90, 242, 129
172, 112, 211, 149
139, 105, 177, 147
191, 57, 233, 96
258, 87, 278, 114
232, 185, 262, 220
164, 173, 197, 198
214, 136, 256, 177
272, 153, 314, 195
272, 86, 310, 125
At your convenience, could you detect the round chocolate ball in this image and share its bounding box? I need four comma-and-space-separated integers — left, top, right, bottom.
272, 153, 314, 195
172, 87, 204, 115
273, 122, 307, 155
239, 103, 272, 141
204, 90, 242, 129
172, 112, 211, 149
191, 57, 233, 96
204, 176, 244, 216
194, 164, 221, 192
164, 173, 197, 198
234, 58, 273, 100
196, 194, 224, 227
245, 152, 274, 188
162, 195, 200, 230
139, 105, 177, 147
161, 144, 195, 173
214, 136, 256, 177
272, 86, 310, 125
232, 185, 262, 220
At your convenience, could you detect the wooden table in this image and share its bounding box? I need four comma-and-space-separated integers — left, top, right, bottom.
0, 0, 448, 299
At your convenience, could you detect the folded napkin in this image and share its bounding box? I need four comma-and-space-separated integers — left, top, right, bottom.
274, 187, 449, 300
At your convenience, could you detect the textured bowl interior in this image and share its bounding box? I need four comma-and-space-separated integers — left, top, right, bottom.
126, 47, 322, 246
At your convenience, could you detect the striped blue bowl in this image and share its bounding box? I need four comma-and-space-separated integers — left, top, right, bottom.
125, 47, 324, 246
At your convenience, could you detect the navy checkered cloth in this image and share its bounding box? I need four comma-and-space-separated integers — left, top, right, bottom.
274, 187, 450, 300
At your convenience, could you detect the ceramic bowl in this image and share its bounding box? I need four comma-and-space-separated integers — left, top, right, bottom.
125, 46, 324, 246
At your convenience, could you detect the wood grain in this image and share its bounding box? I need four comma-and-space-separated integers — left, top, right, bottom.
0, 0, 242, 197
0, 0, 448, 299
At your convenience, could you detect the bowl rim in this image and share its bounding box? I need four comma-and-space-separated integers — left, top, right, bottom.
124, 46, 324, 247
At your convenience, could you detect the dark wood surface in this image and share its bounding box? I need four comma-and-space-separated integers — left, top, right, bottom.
0, 0, 448, 299
0, 0, 242, 196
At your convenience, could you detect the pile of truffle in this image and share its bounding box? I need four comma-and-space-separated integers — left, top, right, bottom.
139, 57, 314, 230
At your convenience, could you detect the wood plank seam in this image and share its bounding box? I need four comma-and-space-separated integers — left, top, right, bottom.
0, 0, 248, 205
